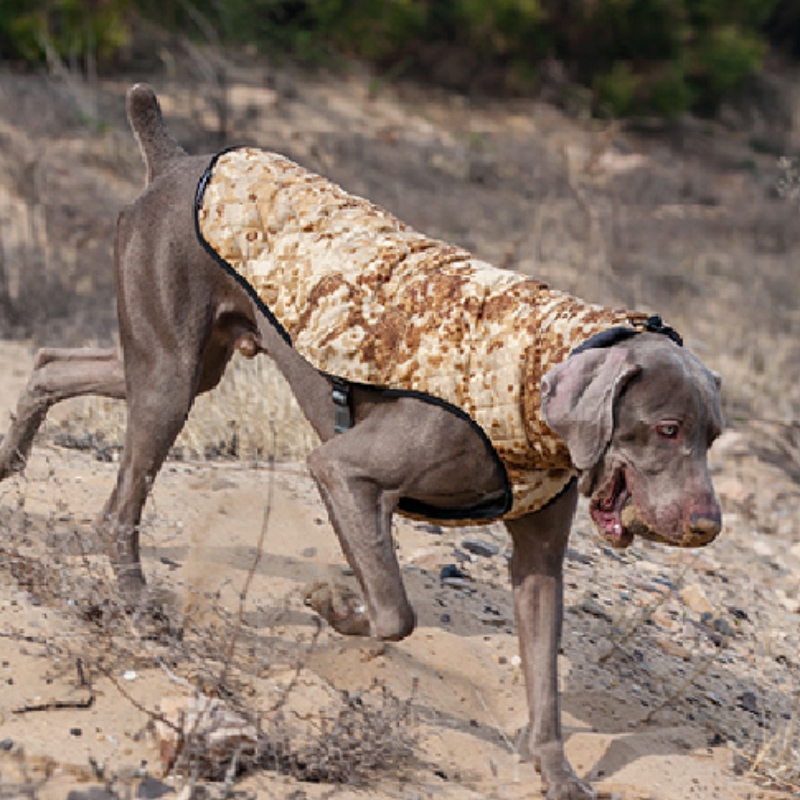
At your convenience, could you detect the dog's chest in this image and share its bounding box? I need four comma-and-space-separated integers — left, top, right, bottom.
196, 148, 638, 520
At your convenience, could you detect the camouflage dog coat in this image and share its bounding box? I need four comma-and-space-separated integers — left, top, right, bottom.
195, 147, 651, 523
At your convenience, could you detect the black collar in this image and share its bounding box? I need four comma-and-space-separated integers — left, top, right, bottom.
571, 315, 683, 356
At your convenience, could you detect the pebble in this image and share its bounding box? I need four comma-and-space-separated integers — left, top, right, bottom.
651, 575, 677, 591
752, 539, 775, 557
705, 614, 735, 637
441, 577, 473, 591
476, 611, 508, 627
657, 639, 691, 660
738, 691, 759, 714
681, 583, 714, 615
407, 547, 441, 571
580, 599, 613, 622
461, 538, 500, 558
689, 554, 722, 574
566, 547, 592, 565
137, 778, 174, 799
416, 523, 443, 535
440, 564, 470, 582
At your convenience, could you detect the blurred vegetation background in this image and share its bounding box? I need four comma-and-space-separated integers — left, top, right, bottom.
2, 0, 800, 118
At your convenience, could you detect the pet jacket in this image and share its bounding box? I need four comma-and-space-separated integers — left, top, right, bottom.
195, 147, 648, 523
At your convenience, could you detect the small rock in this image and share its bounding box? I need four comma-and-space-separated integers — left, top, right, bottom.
407, 547, 440, 571
461, 538, 499, 558
416, 523, 443, 535
729, 747, 750, 775
657, 639, 691, 660
710, 616, 736, 637
681, 583, 714, 615
738, 691, 759, 714
650, 576, 676, 594
476, 612, 507, 627
440, 564, 470, 582
689, 555, 721, 574
753, 539, 775, 557
137, 777, 173, 799
441, 577, 473, 591
580, 599, 613, 622
0, 738, 13, 751
729, 607, 749, 622
688, 619, 725, 647
566, 547, 592, 565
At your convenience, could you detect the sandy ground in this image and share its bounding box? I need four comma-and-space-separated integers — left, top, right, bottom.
0, 340, 796, 800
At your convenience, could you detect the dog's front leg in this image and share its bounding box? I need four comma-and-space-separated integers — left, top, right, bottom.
307, 433, 415, 642
305, 396, 506, 642
506, 482, 596, 800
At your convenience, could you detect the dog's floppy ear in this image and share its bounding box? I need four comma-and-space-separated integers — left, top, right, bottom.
541, 347, 640, 470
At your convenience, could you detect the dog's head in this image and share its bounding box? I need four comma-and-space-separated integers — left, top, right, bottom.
542, 333, 722, 548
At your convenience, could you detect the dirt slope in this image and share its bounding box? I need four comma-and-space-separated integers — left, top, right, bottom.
0, 62, 798, 799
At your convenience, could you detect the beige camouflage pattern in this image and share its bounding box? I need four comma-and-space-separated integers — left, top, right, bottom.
197, 147, 646, 521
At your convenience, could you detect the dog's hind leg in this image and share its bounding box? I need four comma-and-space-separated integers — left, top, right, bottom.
100, 312, 241, 594
0, 347, 126, 480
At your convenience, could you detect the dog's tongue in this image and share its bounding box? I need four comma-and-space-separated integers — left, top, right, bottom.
591, 483, 634, 548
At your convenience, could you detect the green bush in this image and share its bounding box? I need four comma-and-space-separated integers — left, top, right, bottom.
0, 0, 132, 67
694, 24, 766, 95
0, 0, 786, 119
595, 61, 639, 117
556, 0, 780, 116
649, 62, 695, 119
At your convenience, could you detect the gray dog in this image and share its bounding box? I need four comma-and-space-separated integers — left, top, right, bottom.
0, 84, 722, 799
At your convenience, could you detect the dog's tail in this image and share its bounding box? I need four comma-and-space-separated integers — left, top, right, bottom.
126, 83, 186, 185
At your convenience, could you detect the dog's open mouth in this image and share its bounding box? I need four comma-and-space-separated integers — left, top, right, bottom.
589, 467, 635, 548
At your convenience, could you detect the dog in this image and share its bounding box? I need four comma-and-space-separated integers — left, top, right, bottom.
0, 84, 722, 799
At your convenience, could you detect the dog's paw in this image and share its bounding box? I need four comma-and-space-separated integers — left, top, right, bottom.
304, 581, 370, 636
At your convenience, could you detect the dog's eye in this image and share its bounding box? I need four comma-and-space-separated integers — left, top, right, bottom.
655, 422, 680, 439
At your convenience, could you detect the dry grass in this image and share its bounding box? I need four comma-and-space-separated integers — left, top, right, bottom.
0, 466, 417, 798
55, 355, 319, 465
